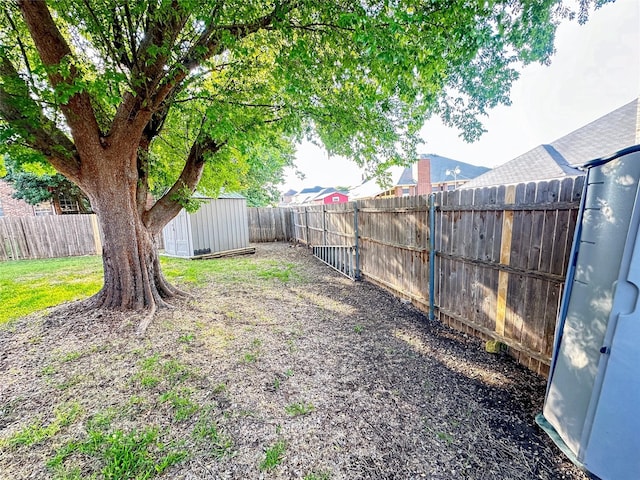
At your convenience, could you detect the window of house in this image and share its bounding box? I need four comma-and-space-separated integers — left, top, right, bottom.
402, 187, 410, 196
0, 199, 4, 217
59, 195, 80, 213
332, 196, 340, 202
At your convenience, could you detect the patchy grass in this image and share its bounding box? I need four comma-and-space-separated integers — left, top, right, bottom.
178, 333, 195, 344
160, 257, 299, 285
1, 402, 81, 449
133, 354, 193, 390
284, 402, 315, 417
48, 425, 186, 480
0, 255, 102, 324
260, 439, 286, 471
240, 338, 263, 364
0, 244, 587, 480
192, 409, 234, 458
0, 254, 302, 325
160, 388, 199, 422
256, 262, 297, 282
304, 471, 332, 480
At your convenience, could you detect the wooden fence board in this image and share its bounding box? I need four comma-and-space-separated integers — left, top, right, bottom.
282, 178, 584, 376
0, 214, 99, 261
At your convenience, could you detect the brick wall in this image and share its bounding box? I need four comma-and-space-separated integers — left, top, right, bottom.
416, 157, 432, 195
0, 180, 36, 217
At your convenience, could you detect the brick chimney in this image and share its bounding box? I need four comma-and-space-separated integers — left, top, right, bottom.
416, 156, 432, 195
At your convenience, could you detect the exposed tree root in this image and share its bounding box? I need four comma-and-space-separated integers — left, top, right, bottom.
46, 288, 190, 336
135, 304, 157, 336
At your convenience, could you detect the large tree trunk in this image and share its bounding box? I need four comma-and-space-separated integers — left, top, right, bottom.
78, 144, 188, 318
86, 192, 181, 312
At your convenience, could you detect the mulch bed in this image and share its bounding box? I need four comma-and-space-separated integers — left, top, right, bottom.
0, 243, 587, 479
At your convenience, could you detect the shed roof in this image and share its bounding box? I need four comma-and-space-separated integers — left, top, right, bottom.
192, 191, 245, 199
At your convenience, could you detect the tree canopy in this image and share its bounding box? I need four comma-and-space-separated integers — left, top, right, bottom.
1, 1, 609, 196
0, 0, 610, 314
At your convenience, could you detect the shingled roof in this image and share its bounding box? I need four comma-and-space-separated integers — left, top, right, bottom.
461, 98, 640, 189
396, 167, 416, 186
423, 154, 490, 183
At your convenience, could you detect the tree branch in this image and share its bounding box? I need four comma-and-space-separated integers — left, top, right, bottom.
110, 0, 189, 142
173, 96, 285, 109
0, 54, 80, 182
80, 0, 129, 71
4, 8, 36, 93
147, 2, 291, 118
123, 1, 139, 65
113, 2, 290, 154
143, 131, 224, 232
17, 0, 102, 154
110, 4, 133, 68
283, 21, 357, 32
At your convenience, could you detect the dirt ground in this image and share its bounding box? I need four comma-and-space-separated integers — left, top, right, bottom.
0, 243, 588, 479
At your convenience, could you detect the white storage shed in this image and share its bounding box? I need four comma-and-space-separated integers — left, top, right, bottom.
162, 193, 250, 258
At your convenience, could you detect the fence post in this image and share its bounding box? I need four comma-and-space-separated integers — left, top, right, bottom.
289, 208, 294, 241
90, 214, 102, 255
429, 194, 436, 321
256, 208, 262, 242
305, 207, 310, 245
495, 185, 516, 336
269, 208, 275, 242
322, 205, 327, 245
353, 200, 360, 280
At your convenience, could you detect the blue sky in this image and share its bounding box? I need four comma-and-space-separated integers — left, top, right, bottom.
282, 0, 639, 192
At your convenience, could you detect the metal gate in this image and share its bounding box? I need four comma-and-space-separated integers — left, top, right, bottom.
312, 245, 359, 280
293, 204, 360, 281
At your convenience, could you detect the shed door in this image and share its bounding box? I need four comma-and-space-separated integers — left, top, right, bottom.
162, 218, 177, 255
173, 209, 191, 256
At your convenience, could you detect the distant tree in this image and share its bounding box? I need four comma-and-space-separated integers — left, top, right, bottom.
244, 186, 280, 207
0, 0, 608, 321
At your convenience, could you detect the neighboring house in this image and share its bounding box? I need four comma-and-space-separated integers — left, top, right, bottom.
461, 98, 640, 189
0, 179, 89, 217
349, 154, 489, 200
281, 189, 297, 205
394, 164, 424, 197
283, 186, 349, 206
292, 185, 325, 205
312, 189, 349, 205
0, 180, 52, 217
426, 154, 491, 191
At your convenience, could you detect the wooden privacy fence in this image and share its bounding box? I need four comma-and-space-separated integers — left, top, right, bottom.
291, 176, 584, 376
247, 207, 294, 242
0, 214, 102, 261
